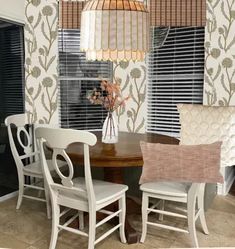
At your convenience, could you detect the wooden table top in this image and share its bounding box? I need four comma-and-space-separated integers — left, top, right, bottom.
66, 131, 179, 168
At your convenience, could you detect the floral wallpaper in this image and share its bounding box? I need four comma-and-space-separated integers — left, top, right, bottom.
114, 61, 147, 133
115, 0, 235, 133
24, 0, 59, 124
204, 0, 235, 106
24, 0, 235, 131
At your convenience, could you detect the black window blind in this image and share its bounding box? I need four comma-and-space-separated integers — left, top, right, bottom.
0, 23, 25, 124
147, 27, 205, 136
58, 29, 112, 130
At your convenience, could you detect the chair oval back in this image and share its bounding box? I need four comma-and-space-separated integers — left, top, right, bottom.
52, 148, 74, 188
17, 127, 31, 154
35, 127, 97, 205
5, 114, 33, 173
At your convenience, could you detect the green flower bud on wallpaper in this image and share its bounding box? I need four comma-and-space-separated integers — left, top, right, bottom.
31, 0, 41, 7
51, 102, 57, 111
28, 87, 34, 95
211, 48, 221, 59
127, 110, 133, 118
26, 58, 31, 65
42, 6, 53, 16
205, 42, 210, 48
218, 27, 224, 34
222, 58, 233, 68
231, 83, 235, 91
51, 31, 57, 40
208, 68, 214, 76
28, 16, 34, 24
42, 77, 53, 87
39, 48, 45, 56
231, 11, 235, 19
31, 67, 41, 78
130, 68, 141, 79
119, 61, 129, 69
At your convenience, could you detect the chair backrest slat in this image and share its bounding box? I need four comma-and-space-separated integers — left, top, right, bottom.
35, 127, 97, 204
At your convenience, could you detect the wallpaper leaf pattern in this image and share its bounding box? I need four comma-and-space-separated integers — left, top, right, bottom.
114, 62, 147, 133
204, 0, 235, 106
25, 0, 59, 124
24, 0, 235, 129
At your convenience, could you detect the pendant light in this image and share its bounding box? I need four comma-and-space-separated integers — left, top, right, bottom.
80, 0, 149, 62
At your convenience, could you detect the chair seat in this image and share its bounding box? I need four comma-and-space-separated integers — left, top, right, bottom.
23, 159, 66, 175
73, 178, 128, 205
140, 182, 190, 197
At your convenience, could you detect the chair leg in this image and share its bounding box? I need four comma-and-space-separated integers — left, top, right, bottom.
49, 203, 60, 249
88, 211, 96, 249
118, 195, 127, 243
187, 191, 199, 248
16, 175, 24, 210
140, 193, 148, 243
198, 186, 209, 235
159, 200, 165, 221
78, 211, 84, 230
37, 190, 43, 198
44, 180, 51, 219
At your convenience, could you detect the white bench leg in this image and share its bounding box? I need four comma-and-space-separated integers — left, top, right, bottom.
118, 195, 127, 243
188, 189, 199, 248
140, 193, 148, 243
159, 200, 165, 221
78, 211, 84, 230
198, 186, 209, 235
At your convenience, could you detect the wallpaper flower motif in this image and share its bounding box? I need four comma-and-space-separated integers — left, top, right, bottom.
25, 0, 235, 131
114, 62, 147, 133
25, 0, 59, 124
204, 0, 235, 106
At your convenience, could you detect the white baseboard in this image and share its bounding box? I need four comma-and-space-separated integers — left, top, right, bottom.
0, 191, 18, 202
217, 169, 235, 196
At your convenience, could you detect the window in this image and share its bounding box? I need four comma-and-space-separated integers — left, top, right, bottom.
0, 21, 24, 197
0, 22, 24, 124
58, 29, 112, 130
147, 27, 205, 136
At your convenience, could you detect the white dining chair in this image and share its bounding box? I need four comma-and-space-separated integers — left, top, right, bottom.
35, 127, 128, 249
5, 114, 65, 218
140, 182, 209, 248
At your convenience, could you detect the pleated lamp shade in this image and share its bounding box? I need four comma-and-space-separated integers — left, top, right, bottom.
80, 0, 150, 62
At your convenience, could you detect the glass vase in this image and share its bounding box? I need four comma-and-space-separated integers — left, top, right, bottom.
102, 112, 118, 144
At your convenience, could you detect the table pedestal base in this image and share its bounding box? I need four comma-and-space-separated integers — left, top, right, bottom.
104, 167, 140, 244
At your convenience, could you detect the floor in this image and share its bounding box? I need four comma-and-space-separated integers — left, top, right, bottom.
0, 191, 235, 249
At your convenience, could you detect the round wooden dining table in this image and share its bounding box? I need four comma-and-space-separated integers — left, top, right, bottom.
66, 131, 179, 244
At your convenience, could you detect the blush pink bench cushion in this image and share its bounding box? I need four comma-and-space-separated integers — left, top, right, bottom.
139, 141, 223, 184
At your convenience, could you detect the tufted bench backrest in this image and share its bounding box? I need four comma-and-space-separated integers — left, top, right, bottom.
178, 104, 235, 168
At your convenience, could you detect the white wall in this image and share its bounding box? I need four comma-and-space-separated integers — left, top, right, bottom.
0, 0, 25, 24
